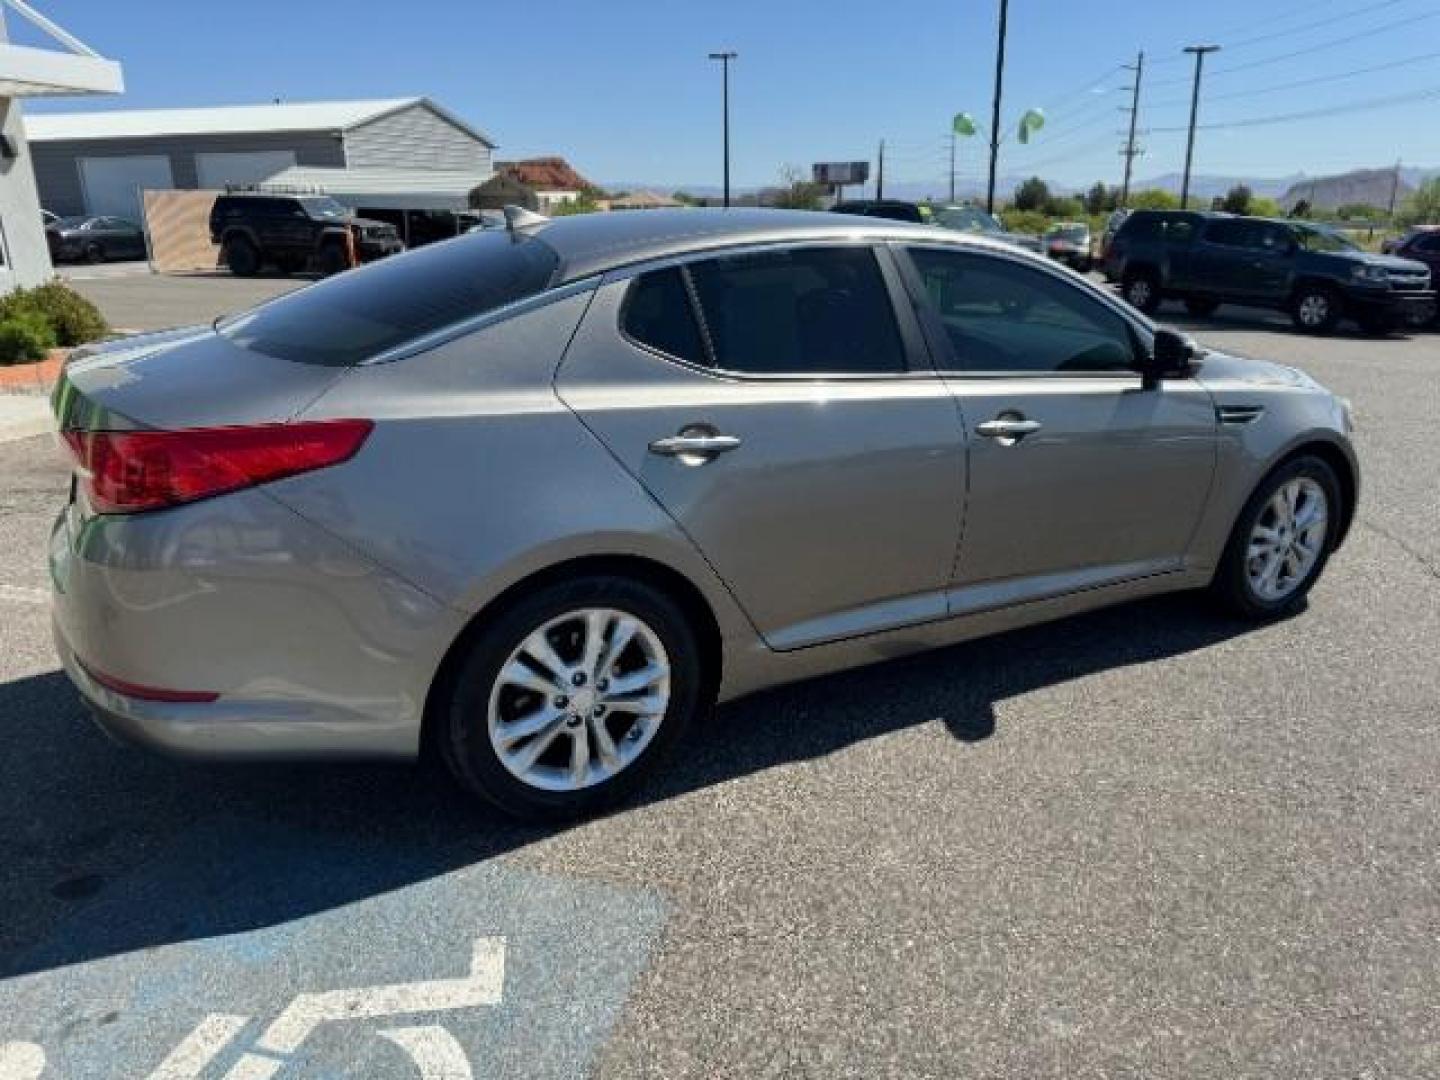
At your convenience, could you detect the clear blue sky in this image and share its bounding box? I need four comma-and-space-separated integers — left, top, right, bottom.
20, 0, 1440, 194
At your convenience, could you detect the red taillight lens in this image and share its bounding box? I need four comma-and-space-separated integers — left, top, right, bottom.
62, 419, 373, 514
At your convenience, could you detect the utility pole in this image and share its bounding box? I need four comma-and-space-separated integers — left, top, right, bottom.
1119, 50, 1144, 208
876, 139, 885, 199
985, 0, 1009, 214
1179, 44, 1220, 210
1387, 158, 1403, 220
708, 51, 737, 207
949, 129, 957, 203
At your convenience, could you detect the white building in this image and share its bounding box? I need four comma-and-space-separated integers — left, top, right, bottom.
0, 1, 122, 290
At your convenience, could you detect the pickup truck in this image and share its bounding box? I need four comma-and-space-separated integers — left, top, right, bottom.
1103, 210, 1433, 335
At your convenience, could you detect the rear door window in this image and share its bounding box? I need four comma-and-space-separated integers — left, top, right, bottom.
219, 231, 559, 365
621, 267, 706, 366
685, 246, 908, 376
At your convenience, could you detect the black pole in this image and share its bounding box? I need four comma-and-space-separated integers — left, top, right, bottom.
877, 139, 885, 199
1120, 50, 1144, 208
1180, 45, 1219, 210
709, 52, 738, 207
949, 129, 956, 203
986, 0, 1009, 214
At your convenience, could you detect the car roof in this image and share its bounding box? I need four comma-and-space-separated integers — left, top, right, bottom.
530, 207, 993, 282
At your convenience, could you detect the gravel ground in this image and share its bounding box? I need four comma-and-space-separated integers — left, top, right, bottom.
0, 297, 1436, 1078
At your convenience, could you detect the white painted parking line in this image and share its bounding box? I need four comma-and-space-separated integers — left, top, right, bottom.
0, 1042, 45, 1080
146, 1015, 249, 1080
379, 1027, 474, 1080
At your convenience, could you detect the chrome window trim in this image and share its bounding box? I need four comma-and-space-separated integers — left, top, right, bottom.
607, 238, 941, 384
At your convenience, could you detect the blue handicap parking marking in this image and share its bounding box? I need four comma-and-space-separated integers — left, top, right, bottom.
0, 817, 667, 1078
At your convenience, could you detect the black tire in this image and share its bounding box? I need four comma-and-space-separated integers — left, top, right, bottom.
1290, 285, 1340, 335
223, 236, 261, 277
437, 575, 706, 821
1184, 297, 1220, 317
1121, 269, 1161, 315
1211, 454, 1342, 620
84, 242, 104, 265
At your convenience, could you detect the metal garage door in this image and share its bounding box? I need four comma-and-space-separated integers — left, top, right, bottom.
79, 155, 174, 221
195, 150, 297, 190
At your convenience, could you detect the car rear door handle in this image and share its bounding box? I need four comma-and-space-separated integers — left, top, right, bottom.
648, 433, 742, 457
975, 418, 1042, 439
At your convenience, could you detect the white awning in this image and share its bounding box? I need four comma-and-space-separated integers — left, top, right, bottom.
0, 2, 122, 98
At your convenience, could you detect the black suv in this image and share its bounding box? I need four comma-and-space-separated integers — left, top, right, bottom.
209, 194, 403, 277
1103, 210, 1434, 334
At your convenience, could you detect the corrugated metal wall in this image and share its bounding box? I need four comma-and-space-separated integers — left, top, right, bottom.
343, 103, 492, 175
30, 132, 346, 216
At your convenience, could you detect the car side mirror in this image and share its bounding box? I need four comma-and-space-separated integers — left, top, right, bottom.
1137, 327, 1198, 390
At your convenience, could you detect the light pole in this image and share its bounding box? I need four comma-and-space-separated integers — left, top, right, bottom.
1180, 44, 1219, 210
985, 0, 1009, 214
708, 51, 737, 207
1119, 51, 1144, 208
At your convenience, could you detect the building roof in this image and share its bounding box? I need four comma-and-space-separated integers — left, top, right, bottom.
24, 96, 495, 146
609, 190, 682, 209
256, 165, 494, 210
497, 157, 591, 192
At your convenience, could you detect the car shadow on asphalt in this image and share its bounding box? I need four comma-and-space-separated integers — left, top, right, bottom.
0, 591, 1272, 980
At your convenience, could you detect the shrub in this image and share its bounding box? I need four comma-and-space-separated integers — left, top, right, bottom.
999, 209, 1049, 236
0, 280, 107, 347
0, 310, 57, 365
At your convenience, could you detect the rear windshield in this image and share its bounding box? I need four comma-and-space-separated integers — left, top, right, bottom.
218, 231, 559, 365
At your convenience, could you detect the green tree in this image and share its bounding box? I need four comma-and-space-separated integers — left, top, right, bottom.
1399, 178, 1440, 226
1221, 184, 1253, 215
1084, 182, 1116, 215
1013, 176, 1051, 212
1249, 196, 1282, 218
671, 190, 701, 206
771, 165, 826, 211
1044, 195, 1085, 219
1128, 188, 1180, 210
1335, 202, 1382, 221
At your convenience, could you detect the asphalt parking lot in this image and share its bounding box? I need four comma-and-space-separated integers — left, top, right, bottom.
1, 278, 1438, 1078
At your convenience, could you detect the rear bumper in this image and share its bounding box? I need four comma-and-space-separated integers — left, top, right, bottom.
49, 487, 466, 762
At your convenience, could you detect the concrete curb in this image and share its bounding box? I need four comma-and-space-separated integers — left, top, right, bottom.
0, 395, 54, 445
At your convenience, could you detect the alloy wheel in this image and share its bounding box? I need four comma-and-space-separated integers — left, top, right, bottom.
1297, 293, 1330, 329
486, 608, 671, 792
1246, 478, 1328, 602
1127, 278, 1152, 309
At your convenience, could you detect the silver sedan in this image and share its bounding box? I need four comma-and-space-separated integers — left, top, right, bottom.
50, 208, 1358, 820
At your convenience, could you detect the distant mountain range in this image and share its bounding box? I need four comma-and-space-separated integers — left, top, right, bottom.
603, 165, 1438, 208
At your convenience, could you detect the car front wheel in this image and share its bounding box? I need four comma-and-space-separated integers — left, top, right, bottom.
1212, 455, 1341, 619
438, 576, 704, 820
223, 236, 260, 277
1291, 286, 1340, 335
1122, 270, 1161, 315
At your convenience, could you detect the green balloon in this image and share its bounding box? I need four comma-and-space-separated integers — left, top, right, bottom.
953, 112, 977, 137
1017, 108, 1045, 145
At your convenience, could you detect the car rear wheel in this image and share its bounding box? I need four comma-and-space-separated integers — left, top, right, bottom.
438, 576, 704, 821
223, 236, 260, 277
318, 242, 349, 276
1291, 286, 1340, 335
1121, 270, 1161, 315
1212, 455, 1341, 619
1184, 297, 1220, 317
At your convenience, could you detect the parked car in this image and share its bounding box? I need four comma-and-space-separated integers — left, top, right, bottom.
41, 209, 58, 228
1381, 226, 1440, 326
209, 193, 404, 277
51, 208, 1358, 820
1104, 209, 1433, 334
1381, 226, 1439, 256
1043, 221, 1092, 271
925, 203, 1046, 254
45, 215, 147, 263
831, 199, 926, 223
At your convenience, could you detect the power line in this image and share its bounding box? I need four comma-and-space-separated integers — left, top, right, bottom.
1145, 48, 1440, 109
1149, 7, 1440, 87
1222, 0, 1409, 52
1149, 82, 1440, 133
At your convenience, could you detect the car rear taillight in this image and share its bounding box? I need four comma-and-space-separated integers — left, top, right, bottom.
61, 419, 373, 514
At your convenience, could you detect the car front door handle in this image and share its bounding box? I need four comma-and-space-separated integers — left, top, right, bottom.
648, 432, 742, 458
975, 418, 1042, 439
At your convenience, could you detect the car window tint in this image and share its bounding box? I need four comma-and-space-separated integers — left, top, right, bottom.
907, 247, 1135, 374
622, 268, 706, 366
687, 246, 907, 375
1163, 218, 1197, 245
1203, 219, 1251, 247
1254, 222, 1293, 252
219, 231, 559, 366
1414, 233, 1440, 253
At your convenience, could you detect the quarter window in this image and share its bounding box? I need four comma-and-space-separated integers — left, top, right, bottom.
907, 247, 1136, 374
622, 267, 706, 366
686, 246, 907, 375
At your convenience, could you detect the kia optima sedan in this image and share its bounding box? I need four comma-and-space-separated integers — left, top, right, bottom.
51, 208, 1358, 820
